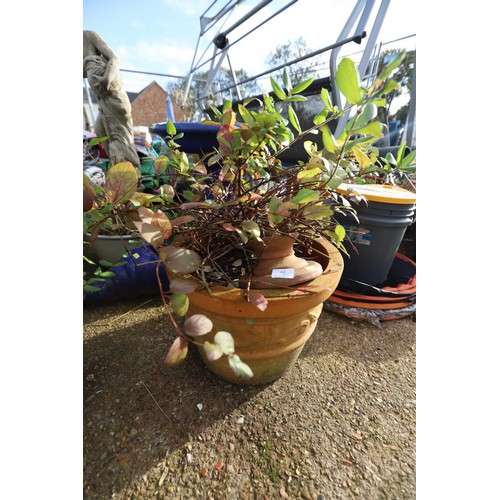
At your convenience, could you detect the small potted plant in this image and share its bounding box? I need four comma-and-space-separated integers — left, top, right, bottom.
91, 53, 407, 385
83, 158, 178, 264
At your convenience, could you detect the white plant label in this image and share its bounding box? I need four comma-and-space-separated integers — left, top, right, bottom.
272, 268, 295, 279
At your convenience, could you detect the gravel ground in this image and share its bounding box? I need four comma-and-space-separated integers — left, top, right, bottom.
83, 295, 416, 499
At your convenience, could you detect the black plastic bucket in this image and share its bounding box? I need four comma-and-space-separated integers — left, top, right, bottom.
334, 184, 416, 286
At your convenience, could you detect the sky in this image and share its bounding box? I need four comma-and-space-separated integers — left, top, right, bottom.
83, 0, 416, 95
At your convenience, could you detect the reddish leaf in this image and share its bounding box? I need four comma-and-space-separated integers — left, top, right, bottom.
171, 215, 195, 227
180, 202, 210, 209
151, 211, 172, 239
159, 246, 202, 274
169, 278, 198, 294
104, 162, 138, 204
159, 184, 175, 198
184, 314, 213, 337
154, 156, 168, 174
133, 221, 164, 247
137, 206, 154, 224
247, 292, 268, 312
163, 337, 188, 366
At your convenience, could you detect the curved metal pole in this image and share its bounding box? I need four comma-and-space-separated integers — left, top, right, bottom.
332, 0, 392, 138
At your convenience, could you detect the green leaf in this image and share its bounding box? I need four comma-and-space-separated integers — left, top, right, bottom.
89, 136, 108, 146
208, 106, 223, 120
268, 196, 284, 226
334, 224, 346, 243
242, 97, 262, 107
263, 92, 275, 113
97, 259, 114, 267
326, 171, 348, 191
270, 77, 287, 100
282, 67, 291, 92
303, 204, 334, 220
214, 331, 235, 355
384, 152, 398, 168
297, 167, 323, 181
356, 102, 378, 127
288, 105, 301, 133
336, 58, 362, 105
313, 108, 329, 126
203, 341, 224, 362
396, 141, 407, 164
380, 79, 400, 95
166, 120, 177, 136
287, 95, 307, 102
379, 50, 406, 81
320, 88, 333, 111
320, 125, 337, 153
99, 271, 116, 278
290, 78, 315, 95
235, 228, 249, 244
348, 121, 383, 140
170, 293, 189, 316
238, 104, 256, 127
290, 189, 319, 205
351, 145, 373, 169
179, 152, 190, 173
228, 354, 253, 378
401, 149, 416, 168
241, 220, 260, 238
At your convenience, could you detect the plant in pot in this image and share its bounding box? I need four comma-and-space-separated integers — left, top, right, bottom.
83, 159, 178, 297
104, 55, 405, 385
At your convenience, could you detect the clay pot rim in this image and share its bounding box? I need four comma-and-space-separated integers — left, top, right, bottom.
189, 237, 343, 305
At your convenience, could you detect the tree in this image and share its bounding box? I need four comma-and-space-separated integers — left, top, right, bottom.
376, 49, 415, 125
265, 37, 319, 88
166, 68, 261, 121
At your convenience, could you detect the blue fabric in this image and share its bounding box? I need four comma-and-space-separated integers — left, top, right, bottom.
84, 245, 169, 305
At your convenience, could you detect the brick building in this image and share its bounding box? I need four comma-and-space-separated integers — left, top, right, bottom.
83, 81, 187, 132
129, 81, 187, 127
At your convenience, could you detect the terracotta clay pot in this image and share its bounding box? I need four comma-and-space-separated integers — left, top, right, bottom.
240, 234, 323, 289
187, 237, 344, 385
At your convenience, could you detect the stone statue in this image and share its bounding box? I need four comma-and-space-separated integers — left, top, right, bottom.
83, 31, 141, 177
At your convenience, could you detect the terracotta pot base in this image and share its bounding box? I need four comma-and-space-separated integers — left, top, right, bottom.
187, 238, 344, 385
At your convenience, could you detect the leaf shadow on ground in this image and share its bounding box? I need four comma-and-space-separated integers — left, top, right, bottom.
83, 300, 269, 498
83, 297, 416, 498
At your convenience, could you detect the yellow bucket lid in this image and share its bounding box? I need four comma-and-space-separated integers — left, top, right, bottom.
335, 183, 416, 204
